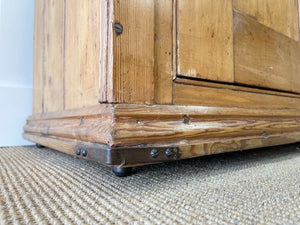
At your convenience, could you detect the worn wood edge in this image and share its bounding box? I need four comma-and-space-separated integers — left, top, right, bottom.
99, 0, 114, 103
24, 104, 114, 145
23, 131, 300, 168
24, 103, 300, 150
113, 103, 300, 147
113, 115, 300, 147
175, 77, 300, 99
114, 104, 300, 117
173, 83, 300, 110
178, 132, 300, 159
172, 0, 178, 79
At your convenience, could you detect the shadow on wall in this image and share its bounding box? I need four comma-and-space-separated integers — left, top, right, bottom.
0, 0, 34, 146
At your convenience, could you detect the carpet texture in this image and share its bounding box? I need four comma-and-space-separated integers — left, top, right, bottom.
0, 145, 299, 224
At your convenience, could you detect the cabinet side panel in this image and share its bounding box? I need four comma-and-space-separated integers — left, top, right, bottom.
99, 0, 112, 103
177, 0, 234, 82
112, 0, 155, 104
298, 0, 300, 41
65, 0, 100, 110
233, 0, 299, 41
154, 0, 173, 104
32, 0, 44, 114
43, 0, 65, 113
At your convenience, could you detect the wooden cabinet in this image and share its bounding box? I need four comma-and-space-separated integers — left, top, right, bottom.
24, 0, 300, 176
177, 0, 234, 82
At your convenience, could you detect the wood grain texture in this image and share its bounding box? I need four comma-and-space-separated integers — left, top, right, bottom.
32, 0, 44, 114
178, 133, 300, 159
173, 83, 300, 109
64, 0, 100, 109
154, 0, 173, 104
233, 0, 299, 41
24, 105, 114, 145
177, 0, 234, 82
111, 0, 155, 104
175, 77, 300, 99
172, 0, 178, 79
24, 104, 300, 155
113, 104, 300, 147
43, 0, 65, 113
298, 0, 300, 41
23, 131, 300, 167
234, 11, 300, 94
99, 0, 113, 103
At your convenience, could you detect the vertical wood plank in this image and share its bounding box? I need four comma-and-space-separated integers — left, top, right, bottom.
234, 11, 300, 93
233, 0, 299, 41
298, 0, 300, 41
43, 0, 65, 113
154, 0, 173, 104
112, 0, 155, 104
32, 0, 44, 114
65, 0, 100, 110
99, 0, 108, 102
177, 0, 234, 83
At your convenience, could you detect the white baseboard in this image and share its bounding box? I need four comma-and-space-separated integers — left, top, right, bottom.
0, 86, 33, 146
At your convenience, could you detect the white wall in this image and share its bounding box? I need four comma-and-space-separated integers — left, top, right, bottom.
0, 0, 34, 146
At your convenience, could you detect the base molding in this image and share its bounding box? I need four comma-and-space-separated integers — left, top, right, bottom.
24, 131, 300, 167
24, 104, 300, 167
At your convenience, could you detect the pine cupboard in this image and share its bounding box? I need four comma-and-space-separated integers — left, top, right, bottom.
24, 0, 300, 176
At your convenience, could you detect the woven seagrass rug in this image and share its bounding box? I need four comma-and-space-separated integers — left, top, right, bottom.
0, 144, 299, 224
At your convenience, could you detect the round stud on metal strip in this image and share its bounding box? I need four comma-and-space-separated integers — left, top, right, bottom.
151, 149, 159, 158
82, 150, 88, 157
165, 148, 175, 158
76, 148, 81, 156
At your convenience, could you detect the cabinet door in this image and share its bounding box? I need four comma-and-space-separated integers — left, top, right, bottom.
176, 0, 300, 94
233, 0, 299, 41
233, 0, 300, 93
177, 0, 234, 83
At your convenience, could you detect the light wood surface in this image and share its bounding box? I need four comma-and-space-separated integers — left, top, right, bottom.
175, 77, 300, 98
154, 0, 173, 104
43, 0, 65, 113
23, 131, 300, 167
65, 0, 100, 110
234, 11, 300, 94
24, 103, 300, 147
28, 0, 300, 168
177, 0, 234, 82
178, 133, 300, 159
32, 0, 101, 113
24, 103, 300, 168
111, 0, 155, 104
233, 0, 299, 41
99, 0, 113, 103
32, 0, 44, 114
299, 0, 300, 41
24, 105, 113, 145
113, 104, 300, 147
173, 83, 300, 109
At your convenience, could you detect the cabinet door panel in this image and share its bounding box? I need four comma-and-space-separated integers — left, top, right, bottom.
233, 0, 299, 41
177, 0, 234, 83
234, 11, 300, 93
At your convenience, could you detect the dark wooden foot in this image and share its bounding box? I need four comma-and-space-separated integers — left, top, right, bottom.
112, 167, 132, 177
36, 143, 45, 148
